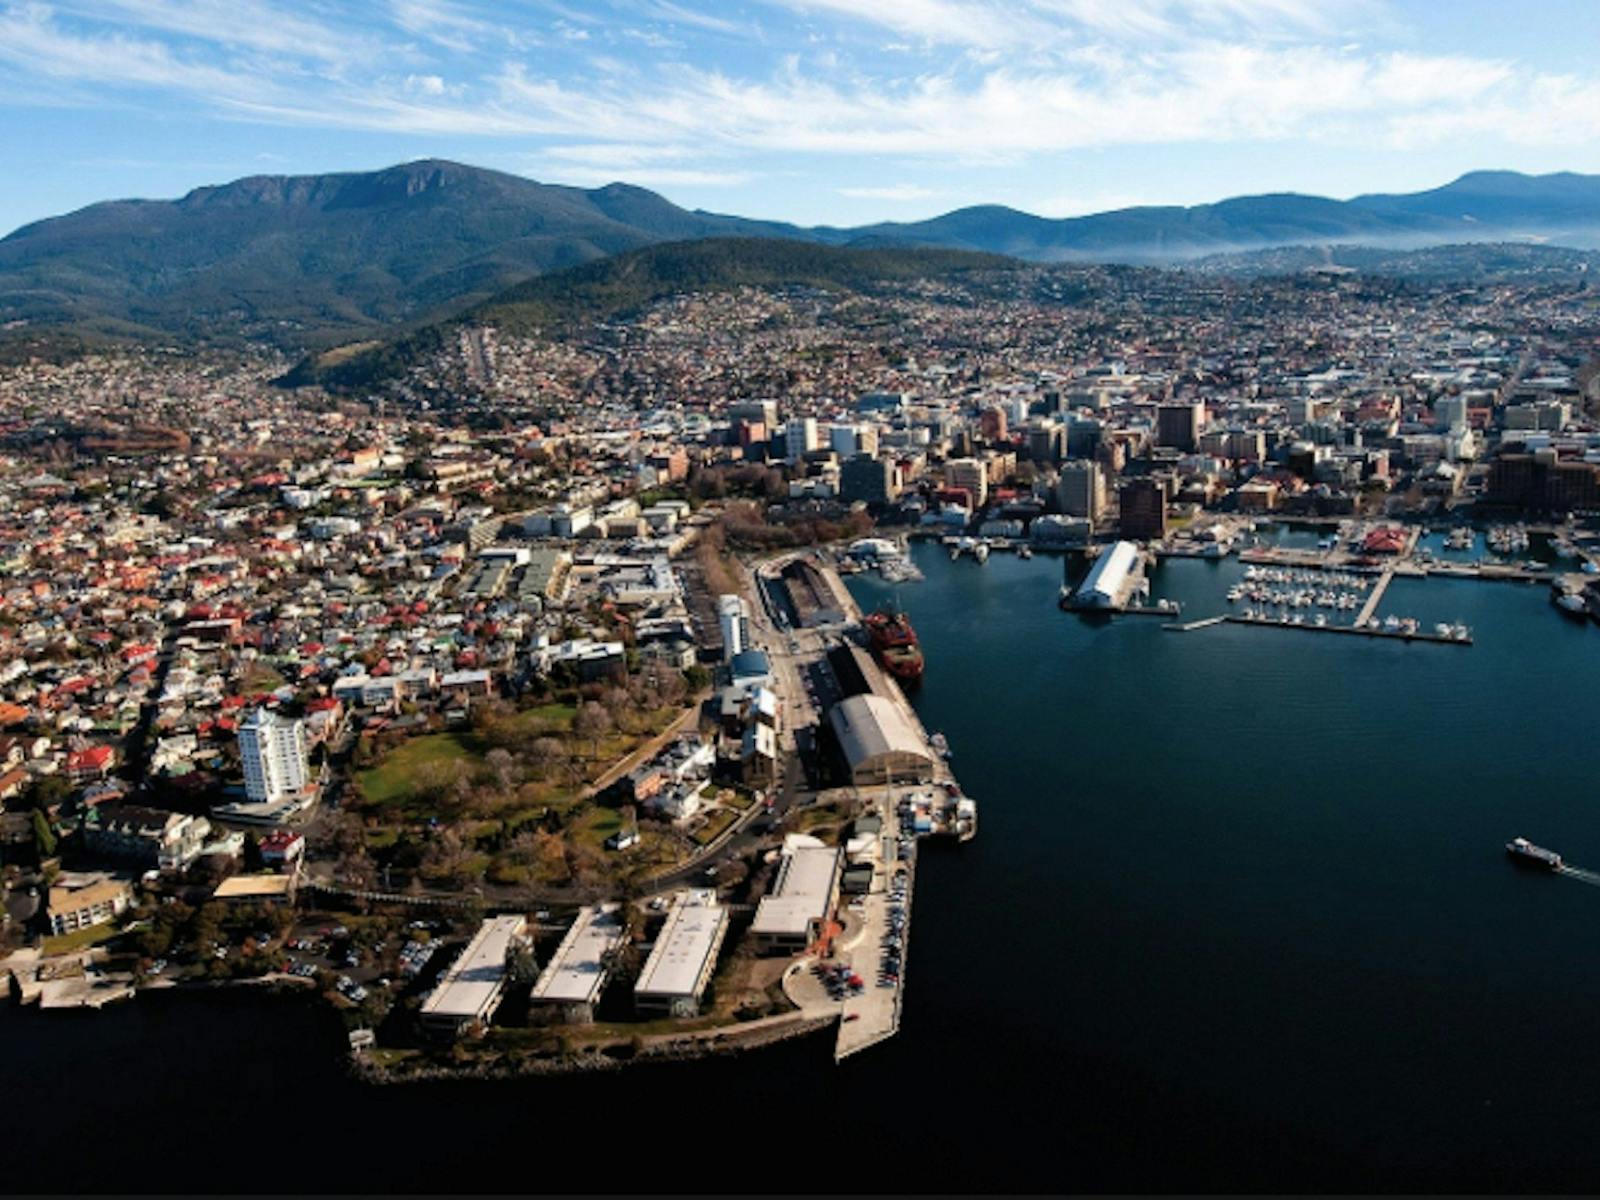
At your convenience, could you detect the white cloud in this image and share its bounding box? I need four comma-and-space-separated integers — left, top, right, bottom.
0, 0, 1595, 206
762, 0, 1362, 50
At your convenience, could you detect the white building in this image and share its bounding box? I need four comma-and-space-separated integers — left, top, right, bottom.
419, 915, 530, 1038
751, 835, 842, 953
717, 594, 750, 663
531, 903, 625, 1023
635, 890, 729, 1017
1074, 540, 1141, 609
237, 709, 310, 805
784, 417, 818, 462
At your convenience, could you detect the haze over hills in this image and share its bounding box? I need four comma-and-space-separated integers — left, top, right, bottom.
1, 159, 1598, 353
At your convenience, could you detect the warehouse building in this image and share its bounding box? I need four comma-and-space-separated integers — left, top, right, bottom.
419, 915, 531, 1039
1072, 540, 1142, 609
634, 890, 729, 1017
828, 693, 937, 787
750, 835, 842, 953
531, 903, 624, 1023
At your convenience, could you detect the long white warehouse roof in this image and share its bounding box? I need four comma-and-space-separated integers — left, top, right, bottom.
420, 915, 527, 1023
1076, 540, 1140, 605
531, 903, 624, 1005
635, 890, 727, 1000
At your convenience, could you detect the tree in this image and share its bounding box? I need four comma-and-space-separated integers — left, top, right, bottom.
485, 748, 517, 795
572, 702, 613, 758
242, 831, 264, 872
31, 809, 57, 859
23, 774, 70, 813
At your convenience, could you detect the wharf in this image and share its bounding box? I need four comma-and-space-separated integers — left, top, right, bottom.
1224, 614, 1471, 645
1163, 615, 1228, 632
1355, 568, 1395, 626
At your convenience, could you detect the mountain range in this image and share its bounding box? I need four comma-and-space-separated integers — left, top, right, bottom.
1, 159, 1598, 352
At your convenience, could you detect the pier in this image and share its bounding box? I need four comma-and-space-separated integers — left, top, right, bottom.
1224, 614, 1471, 645
1163, 615, 1228, 632
1355, 568, 1395, 626
758, 555, 975, 1063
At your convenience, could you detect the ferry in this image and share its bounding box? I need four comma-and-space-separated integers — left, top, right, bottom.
1505, 837, 1563, 871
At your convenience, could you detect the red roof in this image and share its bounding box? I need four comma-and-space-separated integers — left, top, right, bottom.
67, 745, 114, 770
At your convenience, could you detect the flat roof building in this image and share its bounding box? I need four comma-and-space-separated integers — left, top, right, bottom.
531, 903, 624, 1023
828, 693, 937, 787
419, 915, 530, 1038
634, 890, 729, 1018
751, 835, 842, 953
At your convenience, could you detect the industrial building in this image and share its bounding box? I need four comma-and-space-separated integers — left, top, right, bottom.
531, 903, 625, 1023
418, 915, 531, 1038
1073, 540, 1143, 609
716, 594, 750, 663
828, 693, 937, 787
634, 890, 729, 1017
750, 835, 842, 953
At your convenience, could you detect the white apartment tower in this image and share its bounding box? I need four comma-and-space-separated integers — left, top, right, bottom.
238, 709, 310, 804
784, 418, 819, 463
717, 594, 751, 663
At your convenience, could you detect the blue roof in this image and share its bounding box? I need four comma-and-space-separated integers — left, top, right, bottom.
730, 649, 771, 678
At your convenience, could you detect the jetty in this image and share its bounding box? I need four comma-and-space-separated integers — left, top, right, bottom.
1224, 614, 1471, 645
1355, 568, 1395, 626
759, 555, 976, 1063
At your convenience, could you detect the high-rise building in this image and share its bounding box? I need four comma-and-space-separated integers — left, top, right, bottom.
729, 400, 779, 428
829, 424, 864, 459
1435, 396, 1468, 432
784, 418, 818, 463
1056, 459, 1105, 523
1027, 423, 1064, 465
944, 457, 989, 509
839, 456, 901, 505
717, 595, 751, 663
1156, 402, 1204, 453
238, 709, 310, 805
979, 405, 1008, 442
1118, 476, 1168, 541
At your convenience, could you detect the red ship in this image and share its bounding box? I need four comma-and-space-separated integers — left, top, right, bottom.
864, 609, 925, 681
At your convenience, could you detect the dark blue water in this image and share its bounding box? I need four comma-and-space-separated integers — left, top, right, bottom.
5, 541, 1600, 1192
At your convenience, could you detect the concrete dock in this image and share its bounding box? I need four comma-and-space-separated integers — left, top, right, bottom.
1355, 568, 1395, 626
1224, 614, 1471, 645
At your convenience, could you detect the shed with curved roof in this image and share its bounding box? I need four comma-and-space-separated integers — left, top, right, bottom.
828, 693, 936, 786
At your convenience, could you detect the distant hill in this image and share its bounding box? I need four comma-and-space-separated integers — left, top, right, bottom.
1185, 240, 1600, 279
826, 172, 1600, 262
0, 160, 798, 350
2, 160, 1598, 354
279, 237, 1015, 390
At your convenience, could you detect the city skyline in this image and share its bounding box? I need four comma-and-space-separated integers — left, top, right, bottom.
2, 0, 1600, 237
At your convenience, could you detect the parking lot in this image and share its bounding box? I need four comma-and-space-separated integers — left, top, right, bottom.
834, 791, 916, 1059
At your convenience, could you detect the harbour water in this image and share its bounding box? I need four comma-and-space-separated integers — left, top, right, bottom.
6, 538, 1600, 1191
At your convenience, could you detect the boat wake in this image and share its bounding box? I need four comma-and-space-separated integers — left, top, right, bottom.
1557, 866, 1600, 887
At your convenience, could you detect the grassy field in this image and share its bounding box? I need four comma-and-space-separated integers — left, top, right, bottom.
692, 808, 741, 847
358, 732, 476, 807
41, 922, 123, 956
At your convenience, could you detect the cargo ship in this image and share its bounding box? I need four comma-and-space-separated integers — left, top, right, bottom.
864, 609, 925, 681
1505, 836, 1564, 870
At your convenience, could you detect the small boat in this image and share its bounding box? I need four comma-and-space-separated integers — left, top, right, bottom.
1506, 837, 1563, 870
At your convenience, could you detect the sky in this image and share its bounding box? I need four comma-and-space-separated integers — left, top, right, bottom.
2, 0, 1599, 237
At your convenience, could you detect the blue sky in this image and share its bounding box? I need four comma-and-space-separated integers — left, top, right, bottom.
2, 0, 1599, 237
